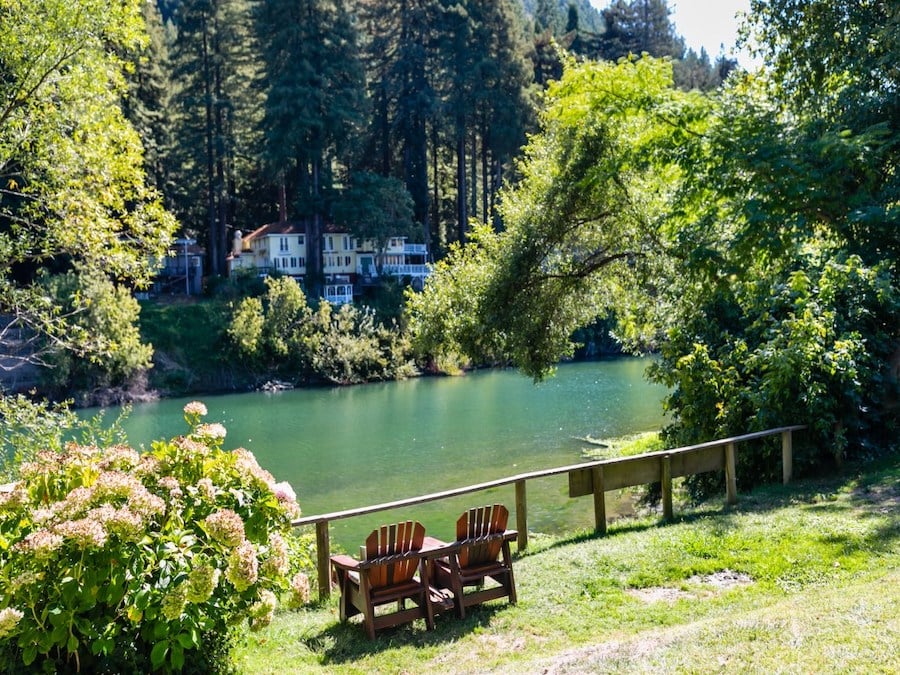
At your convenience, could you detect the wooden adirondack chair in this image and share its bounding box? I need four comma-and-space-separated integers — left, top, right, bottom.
330, 520, 436, 639
434, 504, 518, 619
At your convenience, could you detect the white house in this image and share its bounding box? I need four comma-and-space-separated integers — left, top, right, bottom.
228, 221, 430, 304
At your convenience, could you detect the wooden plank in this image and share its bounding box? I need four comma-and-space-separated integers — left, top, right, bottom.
671, 445, 726, 477
515, 480, 527, 551
782, 430, 793, 484
661, 454, 673, 520
725, 443, 737, 505
569, 467, 594, 498
602, 455, 662, 490
592, 466, 607, 535
316, 520, 331, 600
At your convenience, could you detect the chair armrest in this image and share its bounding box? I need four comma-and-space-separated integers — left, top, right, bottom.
330, 554, 360, 572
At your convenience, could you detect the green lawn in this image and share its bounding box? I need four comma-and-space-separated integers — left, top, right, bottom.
233, 456, 899, 674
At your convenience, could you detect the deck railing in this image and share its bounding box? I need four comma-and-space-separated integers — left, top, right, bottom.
292, 425, 805, 599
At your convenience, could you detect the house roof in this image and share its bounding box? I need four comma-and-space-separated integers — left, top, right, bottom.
242, 221, 307, 241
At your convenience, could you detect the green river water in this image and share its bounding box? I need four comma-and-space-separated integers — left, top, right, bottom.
105, 358, 666, 552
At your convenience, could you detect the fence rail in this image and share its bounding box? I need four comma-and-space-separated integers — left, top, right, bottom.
293, 425, 805, 599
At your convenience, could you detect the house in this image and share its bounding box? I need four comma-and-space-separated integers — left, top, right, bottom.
154, 238, 205, 295
228, 221, 430, 305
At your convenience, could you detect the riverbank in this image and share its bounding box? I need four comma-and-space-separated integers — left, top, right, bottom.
232, 456, 900, 673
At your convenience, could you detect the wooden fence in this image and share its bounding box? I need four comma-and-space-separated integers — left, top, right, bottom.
293, 425, 805, 599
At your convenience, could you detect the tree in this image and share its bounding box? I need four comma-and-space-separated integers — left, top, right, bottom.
255, 0, 366, 297
122, 0, 175, 200
597, 0, 684, 62
357, 0, 439, 246
408, 30, 898, 493
0, 0, 176, 368
407, 57, 706, 375
332, 172, 416, 274
433, 0, 534, 243
168, 0, 262, 278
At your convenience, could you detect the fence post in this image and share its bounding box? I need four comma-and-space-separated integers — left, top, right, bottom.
316, 520, 331, 600
515, 479, 528, 551
782, 430, 793, 485
725, 442, 737, 505
661, 454, 673, 520
592, 466, 607, 535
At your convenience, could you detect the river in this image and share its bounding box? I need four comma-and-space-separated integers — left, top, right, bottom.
103, 358, 666, 551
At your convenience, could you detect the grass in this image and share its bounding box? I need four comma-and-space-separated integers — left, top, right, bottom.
232, 455, 900, 674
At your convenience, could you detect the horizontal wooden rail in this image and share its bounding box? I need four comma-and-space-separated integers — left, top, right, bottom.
294, 425, 805, 600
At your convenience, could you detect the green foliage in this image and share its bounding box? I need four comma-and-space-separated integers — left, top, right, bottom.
0, 402, 307, 673
229, 277, 416, 385
138, 298, 244, 396
0, 0, 176, 359
407, 57, 708, 378
39, 271, 153, 395
408, 20, 898, 498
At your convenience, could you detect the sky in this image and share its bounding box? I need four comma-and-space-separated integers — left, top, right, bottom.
590, 0, 755, 64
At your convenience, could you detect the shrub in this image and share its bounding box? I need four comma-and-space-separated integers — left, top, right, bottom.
0, 402, 306, 673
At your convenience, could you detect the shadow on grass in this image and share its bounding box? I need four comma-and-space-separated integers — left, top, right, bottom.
307, 604, 506, 665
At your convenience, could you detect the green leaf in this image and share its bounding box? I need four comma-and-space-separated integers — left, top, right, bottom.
171, 643, 185, 670
150, 640, 169, 669
176, 632, 196, 649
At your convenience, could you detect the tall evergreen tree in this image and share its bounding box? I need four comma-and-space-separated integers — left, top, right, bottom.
169, 0, 262, 277
434, 0, 534, 243
597, 0, 683, 61
357, 0, 439, 249
255, 0, 366, 296
469, 0, 534, 225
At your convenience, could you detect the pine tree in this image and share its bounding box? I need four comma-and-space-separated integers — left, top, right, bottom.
255, 0, 366, 296
357, 0, 439, 249
597, 0, 683, 61
168, 0, 262, 277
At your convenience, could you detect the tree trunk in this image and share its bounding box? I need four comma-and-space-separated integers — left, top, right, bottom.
456, 132, 467, 243
431, 123, 440, 251
202, 18, 218, 277
481, 134, 489, 224
470, 129, 478, 224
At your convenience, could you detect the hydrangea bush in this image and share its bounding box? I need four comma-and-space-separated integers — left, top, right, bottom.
0, 402, 311, 672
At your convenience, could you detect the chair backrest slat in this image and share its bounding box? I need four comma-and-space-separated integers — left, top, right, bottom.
364, 520, 425, 589
457, 504, 508, 568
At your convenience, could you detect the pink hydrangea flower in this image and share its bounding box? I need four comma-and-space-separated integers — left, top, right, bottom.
205, 509, 245, 547
226, 540, 258, 592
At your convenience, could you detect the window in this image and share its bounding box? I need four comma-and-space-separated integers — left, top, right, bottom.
299, 257, 306, 267
297, 235, 305, 246
290, 257, 297, 268
342, 236, 350, 250
325, 236, 334, 251
279, 237, 289, 252
345, 256, 351, 267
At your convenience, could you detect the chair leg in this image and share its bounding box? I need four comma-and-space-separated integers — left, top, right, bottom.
504, 543, 517, 605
